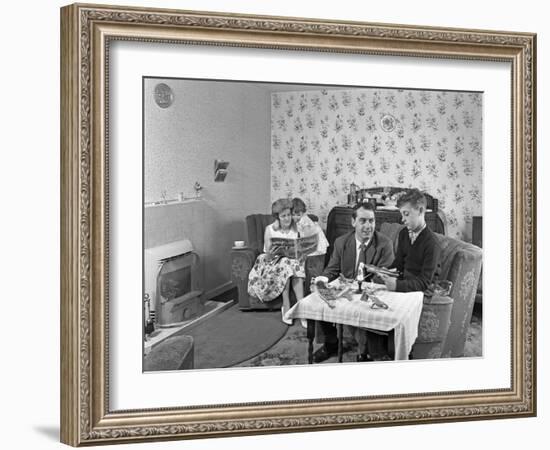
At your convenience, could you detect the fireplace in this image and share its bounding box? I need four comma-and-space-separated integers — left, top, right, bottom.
145, 240, 204, 328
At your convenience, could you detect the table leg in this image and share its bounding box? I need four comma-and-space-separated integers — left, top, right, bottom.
388, 329, 396, 360
307, 319, 315, 364
337, 324, 343, 363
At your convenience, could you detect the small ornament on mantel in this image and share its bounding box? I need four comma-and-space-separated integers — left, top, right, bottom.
348, 182, 359, 205
194, 181, 203, 198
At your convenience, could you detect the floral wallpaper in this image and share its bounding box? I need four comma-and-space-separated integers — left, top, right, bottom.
270, 88, 483, 242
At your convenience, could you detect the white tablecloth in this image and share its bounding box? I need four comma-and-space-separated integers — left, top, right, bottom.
285, 288, 423, 360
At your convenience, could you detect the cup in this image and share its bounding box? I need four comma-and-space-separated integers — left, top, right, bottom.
428, 280, 453, 297
234, 240, 245, 248
432, 280, 453, 296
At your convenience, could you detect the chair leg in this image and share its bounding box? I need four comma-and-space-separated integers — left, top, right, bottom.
337, 324, 344, 363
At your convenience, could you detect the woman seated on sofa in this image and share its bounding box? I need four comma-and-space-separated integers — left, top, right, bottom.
247, 197, 328, 325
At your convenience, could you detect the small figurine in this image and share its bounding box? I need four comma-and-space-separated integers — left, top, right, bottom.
193, 181, 203, 198
356, 262, 365, 294
348, 182, 358, 205
359, 286, 389, 309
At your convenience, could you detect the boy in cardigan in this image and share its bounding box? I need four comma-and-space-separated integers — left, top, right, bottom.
380, 189, 442, 293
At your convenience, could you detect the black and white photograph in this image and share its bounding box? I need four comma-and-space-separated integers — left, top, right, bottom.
142, 78, 483, 371
49, 1, 539, 448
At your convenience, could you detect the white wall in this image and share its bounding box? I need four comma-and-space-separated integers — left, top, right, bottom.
1, 1, 547, 450
143, 79, 272, 294
144, 78, 272, 206
142, 79, 333, 294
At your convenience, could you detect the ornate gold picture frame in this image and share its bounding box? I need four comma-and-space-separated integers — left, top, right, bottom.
60, 3, 536, 446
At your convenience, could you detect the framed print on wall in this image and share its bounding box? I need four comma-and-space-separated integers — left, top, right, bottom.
60, 3, 536, 446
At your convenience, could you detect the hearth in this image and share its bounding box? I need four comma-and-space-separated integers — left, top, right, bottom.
145, 240, 204, 328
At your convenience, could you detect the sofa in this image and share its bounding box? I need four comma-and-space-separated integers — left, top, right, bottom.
231, 214, 325, 310
380, 223, 483, 358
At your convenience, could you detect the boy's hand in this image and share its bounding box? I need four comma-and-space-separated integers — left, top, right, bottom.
371, 274, 384, 284
380, 274, 397, 291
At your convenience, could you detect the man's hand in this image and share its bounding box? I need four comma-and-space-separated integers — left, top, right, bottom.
380, 274, 397, 291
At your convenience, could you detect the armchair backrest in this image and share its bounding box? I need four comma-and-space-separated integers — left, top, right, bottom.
245, 214, 274, 255
379, 222, 483, 357
245, 213, 319, 255
436, 235, 482, 357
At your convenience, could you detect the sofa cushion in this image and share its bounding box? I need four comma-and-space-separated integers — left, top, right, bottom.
246, 214, 274, 255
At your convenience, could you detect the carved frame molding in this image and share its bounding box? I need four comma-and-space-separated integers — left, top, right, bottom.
60, 3, 536, 446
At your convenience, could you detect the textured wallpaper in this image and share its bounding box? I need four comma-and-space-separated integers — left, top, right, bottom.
270, 88, 483, 241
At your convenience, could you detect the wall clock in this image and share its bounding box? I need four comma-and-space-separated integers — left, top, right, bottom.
154, 83, 174, 108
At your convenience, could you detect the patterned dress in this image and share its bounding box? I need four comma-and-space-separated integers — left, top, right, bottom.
247, 225, 306, 303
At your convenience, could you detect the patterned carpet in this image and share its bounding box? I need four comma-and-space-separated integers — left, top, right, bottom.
236, 303, 482, 367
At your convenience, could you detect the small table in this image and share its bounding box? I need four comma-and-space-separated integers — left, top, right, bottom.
285, 287, 423, 362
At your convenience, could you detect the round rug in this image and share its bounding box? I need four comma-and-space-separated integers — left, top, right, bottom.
172, 305, 288, 369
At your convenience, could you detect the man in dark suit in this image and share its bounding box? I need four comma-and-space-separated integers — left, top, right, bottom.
312, 202, 394, 363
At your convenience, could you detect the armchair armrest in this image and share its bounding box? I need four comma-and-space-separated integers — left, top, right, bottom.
423, 294, 454, 306
412, 294, 453, 359
304, 254, 325, 295
230, 248, 257, 309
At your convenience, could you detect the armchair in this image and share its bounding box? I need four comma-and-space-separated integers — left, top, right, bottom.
231, 214, 326, 310
380, 222, 482, 358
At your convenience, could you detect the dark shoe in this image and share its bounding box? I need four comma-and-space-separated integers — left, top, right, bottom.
356, 353, 374, 362
313, 344, 338, 363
